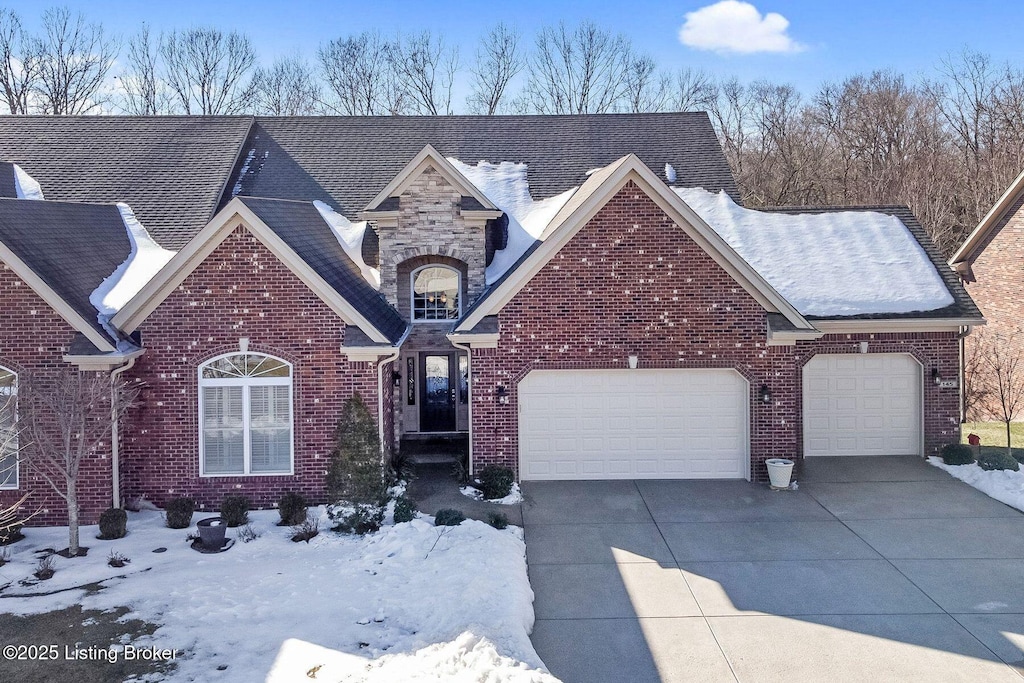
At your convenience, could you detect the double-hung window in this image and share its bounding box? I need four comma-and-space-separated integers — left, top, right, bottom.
199, 353, 293, 476
0, 367, 16, 489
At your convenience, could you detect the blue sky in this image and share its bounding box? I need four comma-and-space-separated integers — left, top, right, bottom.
17, 0, 1024, 95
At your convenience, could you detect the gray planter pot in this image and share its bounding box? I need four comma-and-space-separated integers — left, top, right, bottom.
196, 516, 227, 549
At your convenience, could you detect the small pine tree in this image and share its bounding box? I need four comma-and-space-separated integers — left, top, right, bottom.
325, 393, 386, 505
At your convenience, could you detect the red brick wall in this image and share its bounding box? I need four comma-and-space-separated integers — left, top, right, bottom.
962, 193, 1024, 421
121, 224, 382, 512
0, 265, 113, 526
469, 182, 961, 481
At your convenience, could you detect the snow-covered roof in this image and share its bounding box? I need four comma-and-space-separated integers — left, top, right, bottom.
675, 188, 955, 317
313, 200, 380, 289
447, 158, 576, 284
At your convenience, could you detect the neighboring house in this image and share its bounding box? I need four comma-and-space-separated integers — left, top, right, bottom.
0, 114, 981, 526
949, 169, 1024, 420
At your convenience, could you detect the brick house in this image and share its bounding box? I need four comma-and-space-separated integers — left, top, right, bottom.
0, 114, 981, 526
949, 169, 1024, 421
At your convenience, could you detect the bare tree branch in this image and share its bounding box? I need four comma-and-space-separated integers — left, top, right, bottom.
117, 23, 174, 115
251, 54, 321, 116
161, 27, 256, 114
467, 23, 524, 115
33, 7, 119, 115
0, 8, 40, 114
318, 32, 404, 115
387, 31, 459, 115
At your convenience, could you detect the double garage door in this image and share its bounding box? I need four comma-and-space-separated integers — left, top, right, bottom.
517, 354, 923, 480
519, 369, 749, 480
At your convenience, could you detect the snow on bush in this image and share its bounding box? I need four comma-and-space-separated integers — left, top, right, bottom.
0, 508, 555, 682
929, 456, 1024, 513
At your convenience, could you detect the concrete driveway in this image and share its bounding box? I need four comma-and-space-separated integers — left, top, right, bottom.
522, 456, 1024, 683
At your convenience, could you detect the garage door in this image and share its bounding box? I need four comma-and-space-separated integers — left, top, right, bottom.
803, 354, 922, 457
518, 369, 748, 480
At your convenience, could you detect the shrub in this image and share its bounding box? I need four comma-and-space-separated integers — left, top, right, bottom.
97, 508, 128, 540
941, 443, 975, 466
393, 496, 416, 524
978, 449, 1020, 472
0, 522, 24, 545
220, 494, 250, 527
107, 550, 130, 568
164, 497, 195, 529
291, 515, 320, 543
34, 555, 55, 580
325, 394, 387, 506
330, 503, 384, 535
388, 449, 416, 484
237, 524, 261, 543
477, 465, 515, 500
488, 512, 508, 530
434, 509, 465, 526
277, 491, 307, 526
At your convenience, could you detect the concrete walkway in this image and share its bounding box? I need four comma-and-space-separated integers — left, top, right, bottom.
523, 456, 1024, 683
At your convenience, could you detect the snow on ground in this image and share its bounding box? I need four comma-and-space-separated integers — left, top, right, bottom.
929, 456, 1024, 513
447, 159, 576, 284
314, 200, 382, 289
460, 483, 524, 506
0, 508, 555, 682
12, 164, 44, 200
90, 203, 176, 326
674, 187, 954, 317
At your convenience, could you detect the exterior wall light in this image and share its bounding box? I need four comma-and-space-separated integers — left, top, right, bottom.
496, 385, 509, 404
932, 367, 941, 385
759, 383, 772, 404
392, 369, 402, 387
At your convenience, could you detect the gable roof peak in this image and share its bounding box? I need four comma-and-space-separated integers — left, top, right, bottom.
362, 143, 500, 214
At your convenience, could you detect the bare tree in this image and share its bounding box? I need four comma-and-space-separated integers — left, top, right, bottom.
387, 31, 459, 115
963, 327, 992, 423
251, 55, 321, 115
979, 330, 1024, 455
19, 369, 139, 556
520, 21, 632, 114
467, 23, 524, 115
118, 23, 173, 115
162, 27, 256, 114
33, 7, 119, 114
0, 9, 40, 114
622, 55, 668, 113
667, 68, 715, 112
319, 32, 404, 115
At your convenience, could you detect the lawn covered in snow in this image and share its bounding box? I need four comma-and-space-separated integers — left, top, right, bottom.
929, 456, 1024, 513
0, 508, 557, 682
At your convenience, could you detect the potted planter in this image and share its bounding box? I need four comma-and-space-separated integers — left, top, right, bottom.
196, 516, 227, 550
765, 458, 795, 489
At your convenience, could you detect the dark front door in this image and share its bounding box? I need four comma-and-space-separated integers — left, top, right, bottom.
420, 353, 456, 432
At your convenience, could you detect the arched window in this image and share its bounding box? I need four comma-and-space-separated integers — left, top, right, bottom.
412, 266, 460, 321
199, 353, 293, 476
0, 366, 16, 489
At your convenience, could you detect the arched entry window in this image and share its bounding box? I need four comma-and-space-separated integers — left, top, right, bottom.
412, 266, 460, 320
199, 353, 293, 476
0, 366, 16, 489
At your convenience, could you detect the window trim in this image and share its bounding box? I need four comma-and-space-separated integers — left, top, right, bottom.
410, 264, 461, 323
0, 366, 16, 490
197, 352, 295, 478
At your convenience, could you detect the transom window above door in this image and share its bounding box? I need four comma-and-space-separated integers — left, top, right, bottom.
412, 266, 460, 321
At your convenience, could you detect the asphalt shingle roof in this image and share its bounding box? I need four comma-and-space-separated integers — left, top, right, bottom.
228, 113, 740, 217
0, 198, 131, 341
762, 205, 982, 321
0, 163, 16, 198
237, 197, 407, 344
0, 116, 254, 250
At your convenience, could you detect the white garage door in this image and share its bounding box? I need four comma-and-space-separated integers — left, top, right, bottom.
803, 354, 922, 457
518, 369, 748, 480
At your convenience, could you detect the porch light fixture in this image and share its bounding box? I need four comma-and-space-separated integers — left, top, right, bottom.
495, 385, 508, 404
932, 367, 941, 385
392, 369, 402, 387
628, 355, 639, 369
759, 383, 772, 404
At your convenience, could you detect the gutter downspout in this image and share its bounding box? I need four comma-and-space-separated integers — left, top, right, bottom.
110, 352, 142, 509
450, 340, 473, 476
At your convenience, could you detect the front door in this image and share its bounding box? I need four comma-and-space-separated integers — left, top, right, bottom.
420, 353, 456, 432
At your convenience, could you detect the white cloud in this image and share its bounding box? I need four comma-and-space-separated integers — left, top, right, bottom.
679, 1, 805, 54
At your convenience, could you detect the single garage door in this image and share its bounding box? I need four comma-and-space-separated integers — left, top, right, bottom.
518, 369, 748, 480
803, 353, 922, 457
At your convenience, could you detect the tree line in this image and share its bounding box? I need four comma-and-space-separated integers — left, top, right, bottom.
3, 6, 1024, 254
